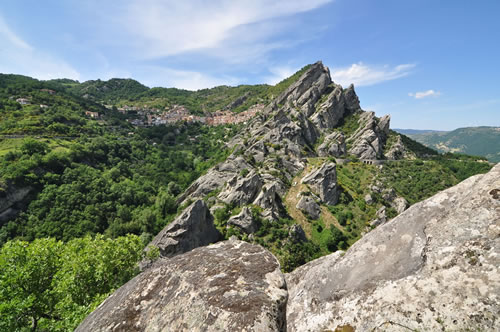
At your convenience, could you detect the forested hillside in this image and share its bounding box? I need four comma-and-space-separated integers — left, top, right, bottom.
64, 65, 312, 114
401, 126, 500, 162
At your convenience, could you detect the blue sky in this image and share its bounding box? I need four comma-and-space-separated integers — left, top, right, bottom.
0, 0, 499, 130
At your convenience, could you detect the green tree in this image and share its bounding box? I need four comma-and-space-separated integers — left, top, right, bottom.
0, 235, 144, 331
20, 139, 48, 156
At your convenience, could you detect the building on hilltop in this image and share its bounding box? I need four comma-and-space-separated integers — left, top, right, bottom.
16, 98, 30, 105
85, 111, 100, 118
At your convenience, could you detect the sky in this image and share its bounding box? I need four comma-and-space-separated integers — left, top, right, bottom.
0, 0, 499, 130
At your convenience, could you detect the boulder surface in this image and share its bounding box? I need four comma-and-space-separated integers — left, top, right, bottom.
77, 240, 288, 332
286, 163, 500, 332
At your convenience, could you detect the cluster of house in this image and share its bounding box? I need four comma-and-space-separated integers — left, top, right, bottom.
13, 89, 55, 107
16, 98, 30, 105
124, 103, 263, 127
15, 97, 48, 109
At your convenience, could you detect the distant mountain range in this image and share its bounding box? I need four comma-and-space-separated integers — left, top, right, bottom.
393, 128, 445, 135
395, 127, 500, 162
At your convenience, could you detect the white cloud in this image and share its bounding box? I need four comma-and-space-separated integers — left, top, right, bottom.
0, 16, 80, 80
115, 0, 333, 59
331, 62, 415, 87
408, 89, 441, 99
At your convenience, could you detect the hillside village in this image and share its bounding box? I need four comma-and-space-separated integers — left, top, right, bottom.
112, 103, 263, 127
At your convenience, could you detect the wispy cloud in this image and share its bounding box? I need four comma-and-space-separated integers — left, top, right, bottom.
408, 89, 441, 99
331, 62, 415, 87
120, 0, 333, 59
0, 15, 80, 80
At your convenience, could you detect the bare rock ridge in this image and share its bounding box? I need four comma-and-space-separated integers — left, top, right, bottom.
286, 163, 500, 331
76, 239, 288, 332
178, 61, 403, 227
78, 164, 499, 331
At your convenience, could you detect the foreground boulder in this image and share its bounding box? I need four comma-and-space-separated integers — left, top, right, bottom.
147, 200, 220, 258
287, 163, 500, 331
76, 240, 288, 332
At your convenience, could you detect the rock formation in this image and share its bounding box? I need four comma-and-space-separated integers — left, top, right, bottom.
286, 163, 500, 332
76, 240, 288, 332
317, 132, 346, 157
386, 134, 412, 160
177, 61, 406, 225
348, 112, 390, 159
227, 206, 258, 234
301, 162, 339, 205
296, 195, 321, 220
0, 185, 32, 223
146, 200, 220, 259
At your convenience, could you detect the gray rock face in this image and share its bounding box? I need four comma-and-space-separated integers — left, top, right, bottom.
0, 185, 32, 222
317, 132, 346, 157
385, 134, 411, 160
77, 240, 288, 332
272, 61, 331, 116
288, 224, 307, 243
178, 156, 251, 205
218, 171, 262, 206
301, 162, 339, 205
253, 182, 285, 221
392, 196, 408, 214
296, 195, 321, 220
227, 206, 258, 234
364, 193, 373, 205
369, 205, 387, 227
286, 164, 500, 332
147, 200, 220, 259
348, 112, 390, 159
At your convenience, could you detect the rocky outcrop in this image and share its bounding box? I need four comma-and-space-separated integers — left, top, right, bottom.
177, 61, 405, 239
227, 206, 258, 234
386, 134, 412, 160
288, 224, 307, 242
0, 185, 32, 223
253, 182, 286, 220
178, 155, 251, 204
218, 170, 262, 206
286, 163, 500, 332
369, 205, 387, 227
77, 240, 288, 332
147, 200, 220, 259
391, 196, 408, 214
224, 91, 249, 110
317, 132, 346, 157
348, 112, 390, 159
296, 195, 321, 220
272, 61, 331, 117
301, 162, 339, 205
